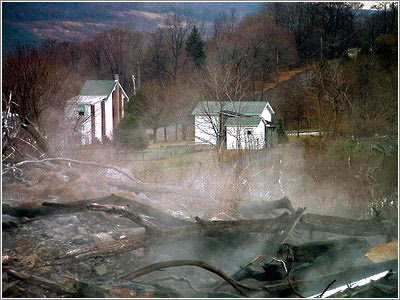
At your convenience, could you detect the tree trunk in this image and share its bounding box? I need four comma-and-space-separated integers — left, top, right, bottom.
152, 128, 157, 143
4, 194, 191, 227
49, 207, 396, 266
164, 126, 167, 142
182, 122, 187, 140
175, 124, 178, 141
20, 119, 56, 157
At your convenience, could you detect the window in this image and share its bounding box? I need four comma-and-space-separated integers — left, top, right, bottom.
77, 104, 85, 116
246, 129, 253, 135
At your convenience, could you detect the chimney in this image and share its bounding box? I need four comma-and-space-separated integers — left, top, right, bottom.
114, 74, 120, 82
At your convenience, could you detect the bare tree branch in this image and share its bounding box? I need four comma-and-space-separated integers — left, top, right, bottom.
120, 259, 258, 297
87, 203, 161, 234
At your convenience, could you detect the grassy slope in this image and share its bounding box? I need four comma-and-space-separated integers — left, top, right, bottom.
138, 136, 398, 218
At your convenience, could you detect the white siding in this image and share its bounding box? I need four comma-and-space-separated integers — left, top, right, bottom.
226, 126, 241, 149
94, 102, 102, 142
104, 94, 113, 139
194, 102, 274, 149
76, 81, 129, 145
260, 106, 272, 122
195, 115, 219, 145
81, 106, 91, 145
226, 123, 264, 150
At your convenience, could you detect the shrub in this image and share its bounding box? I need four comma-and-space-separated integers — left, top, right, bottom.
114, 115, 149, 150
277, 119, 289, 143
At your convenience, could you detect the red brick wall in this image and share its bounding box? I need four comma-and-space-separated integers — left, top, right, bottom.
90, 104, 95, 144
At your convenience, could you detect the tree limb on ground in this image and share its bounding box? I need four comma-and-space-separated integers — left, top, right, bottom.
213, 207, 306, 291
106, 179, 211, 200
2, 157, 143, 183
275, 207, 306, 245
49, 212, 293, 266
48, 207, 396, 266
120, 259, 258, 297
239, 196, 296, 217
298, 213, 397, 238
3, 194, 191, 227
260, 259, 398, 297
87, 203, 161, 234
5, 268, 77, 296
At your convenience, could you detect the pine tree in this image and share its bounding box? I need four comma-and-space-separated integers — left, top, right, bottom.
114, 92, 149, 150
185, 26, 206, 67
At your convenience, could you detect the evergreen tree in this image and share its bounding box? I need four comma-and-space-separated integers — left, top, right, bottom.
185, 26, 206, 67
114, 94, 149, 150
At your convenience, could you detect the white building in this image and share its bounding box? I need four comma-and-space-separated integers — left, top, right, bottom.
67, 75, 129, 145
191, 101, 275, 149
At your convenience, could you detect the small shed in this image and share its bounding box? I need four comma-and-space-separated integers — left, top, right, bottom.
191, 101, 275, 149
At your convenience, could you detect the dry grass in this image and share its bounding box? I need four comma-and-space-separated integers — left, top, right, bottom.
255, 67, 306, 93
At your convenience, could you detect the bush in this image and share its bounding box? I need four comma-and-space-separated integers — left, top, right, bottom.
277, 119, 288, 143
114, 115, 149, 150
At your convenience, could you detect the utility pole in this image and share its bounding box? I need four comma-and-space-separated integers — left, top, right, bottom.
276, 50, 279, 83
137, 60, 141, 88
320, 37, 323, 61
132, 74, 136, 95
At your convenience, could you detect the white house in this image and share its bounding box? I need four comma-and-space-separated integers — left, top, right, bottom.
67, 75, 129, 145
191, 101, 275, 149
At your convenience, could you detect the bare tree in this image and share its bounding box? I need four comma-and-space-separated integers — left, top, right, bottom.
192, 57, 252, 149
208, 10, 297, 95
85, 28, 144, 89
143, 29, 169, 83
2, 42, 79, 160
305, 61, 352, 137
164, 13, 193, 81
134, 81, 175, 143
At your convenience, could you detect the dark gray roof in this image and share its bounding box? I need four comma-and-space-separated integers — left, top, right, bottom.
192, 101, 268, 116
79, 80, 116, 96
225, 116, 261, 127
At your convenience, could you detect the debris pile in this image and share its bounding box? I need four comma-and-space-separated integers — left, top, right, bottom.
2, 158, 398, 298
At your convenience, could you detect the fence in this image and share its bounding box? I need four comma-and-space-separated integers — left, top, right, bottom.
69, 144, 213, 163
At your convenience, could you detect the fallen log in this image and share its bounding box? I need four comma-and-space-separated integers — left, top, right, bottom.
2, 157, 142, 183
4, 268, 182, 298
215, 237, 371, 291
49, 207, 396, 266
275, 207, 306, 245
276, 237, 370, 266
239, 196, 296, 217
3, 194, 191, 227
106, 179, 211, 200
298, 213, 397, 238
5, 268, 77, 296
87, 203, 161, 234
261, 259, 398, 297
50, 211, 294, 265
44, 194, 191, 227
261, 237, 371, 282
212, 207, 306, 291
